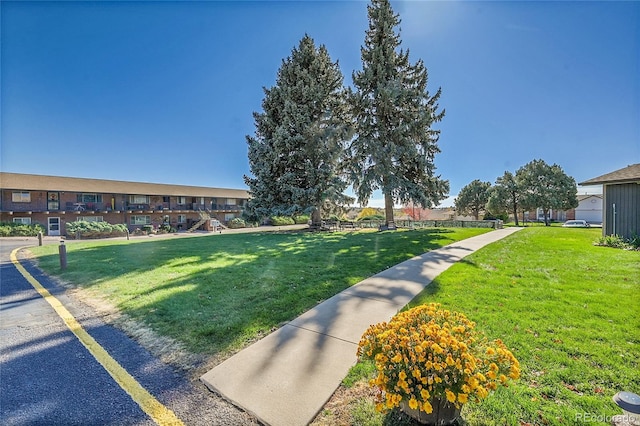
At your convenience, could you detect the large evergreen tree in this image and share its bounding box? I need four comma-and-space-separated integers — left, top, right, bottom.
244, 35, 350, 226
348, 0, 448, 228
454, 179, 491, 220
516, 159, 578, 226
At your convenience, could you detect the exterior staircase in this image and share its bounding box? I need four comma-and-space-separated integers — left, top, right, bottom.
187, 210, 211, 232
207, 209, 229, 231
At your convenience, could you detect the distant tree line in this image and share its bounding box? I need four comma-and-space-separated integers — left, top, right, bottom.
454, 159, 579, 226
244, 0, 448, 229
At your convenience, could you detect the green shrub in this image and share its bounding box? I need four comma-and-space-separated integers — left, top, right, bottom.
157, 224, 175, 233
483, 212, 509, 221
227, 217, 246, 229
0, 222, 46, 237
593, 234, 639, 250
293, 215, 310, 224
66, 221, 128, 239
270, 216, 295, 226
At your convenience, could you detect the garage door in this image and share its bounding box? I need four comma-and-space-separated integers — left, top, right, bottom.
576, 209, 602, 223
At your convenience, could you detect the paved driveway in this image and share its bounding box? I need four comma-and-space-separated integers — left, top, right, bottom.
0, 238, 256, 425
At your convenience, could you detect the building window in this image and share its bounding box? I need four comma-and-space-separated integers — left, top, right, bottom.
13, 217, 32, 224
130, 215, 151, 225
226, 198, 237, 205
177, 214, 186, 224
177, 196, 186, 205
12, 192, 31, 202
77, 193, 103, 203
162, 196, 170, 203
224, 213, 235, 221
78, 216, 103, 222
129, 195, 150, 204
48, 192, 60, 210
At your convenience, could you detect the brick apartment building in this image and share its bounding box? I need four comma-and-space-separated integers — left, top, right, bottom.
0, 172, 249, 236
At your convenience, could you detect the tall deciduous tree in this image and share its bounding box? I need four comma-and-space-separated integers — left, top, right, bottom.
487, 171, 522, 226
454, 179, 491, 220
348, 0, 448, 228
244, 35, 350, 226
516, 159, 578, 226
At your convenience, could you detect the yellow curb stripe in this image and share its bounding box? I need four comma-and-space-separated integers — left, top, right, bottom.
10, 248, 184, 426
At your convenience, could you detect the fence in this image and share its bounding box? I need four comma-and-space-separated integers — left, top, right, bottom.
324, 219, 503, 230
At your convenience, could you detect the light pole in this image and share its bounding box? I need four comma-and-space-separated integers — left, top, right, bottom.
612, 391, 640, 425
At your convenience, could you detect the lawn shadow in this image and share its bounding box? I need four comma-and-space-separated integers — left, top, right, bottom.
30, 228, 484, 357
248, 238, 484, 377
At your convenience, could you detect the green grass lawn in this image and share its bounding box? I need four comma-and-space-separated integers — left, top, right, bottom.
334, 227, 639, 426
27, 227, 488, 355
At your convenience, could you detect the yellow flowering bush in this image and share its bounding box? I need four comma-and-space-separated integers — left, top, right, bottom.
357, 303, 520, 415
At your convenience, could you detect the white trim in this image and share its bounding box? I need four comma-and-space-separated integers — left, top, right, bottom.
48, 217, 61, 236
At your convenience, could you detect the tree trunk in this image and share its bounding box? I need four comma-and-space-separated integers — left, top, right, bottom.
512, 202, 519, 227
311, 207, 322, 229
544, 209, 550, 226
384, 192, 396, 229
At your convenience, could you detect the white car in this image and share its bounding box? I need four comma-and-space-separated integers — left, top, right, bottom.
562, 220, 590, 228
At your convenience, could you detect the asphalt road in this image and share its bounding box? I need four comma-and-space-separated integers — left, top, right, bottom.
0, 237, 257, 426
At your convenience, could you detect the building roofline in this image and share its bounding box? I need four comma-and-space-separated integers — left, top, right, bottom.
579, 163, 640, 185
0, 172, 250, 198
577, 194, 602, 201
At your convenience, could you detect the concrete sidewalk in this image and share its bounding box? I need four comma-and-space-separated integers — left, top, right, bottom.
200, 227, 522, 426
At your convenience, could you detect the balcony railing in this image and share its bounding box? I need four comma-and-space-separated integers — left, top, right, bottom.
125, 203, 151, 211
1, 200, 247, 213
65, 202, 108, 212
211, 204, 243, 211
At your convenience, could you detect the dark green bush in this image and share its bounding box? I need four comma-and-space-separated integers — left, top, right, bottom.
270, 216, 295, 226
483, 212, 509, 221
66, 221, 128, 239
227, 217, 246, 229
0, 222, 46, 237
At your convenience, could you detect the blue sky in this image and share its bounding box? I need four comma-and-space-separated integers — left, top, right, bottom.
2, 1, 638, 207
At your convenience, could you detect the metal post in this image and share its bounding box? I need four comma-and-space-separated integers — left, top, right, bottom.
38, 232, 43, 246
59, 240, 67, 270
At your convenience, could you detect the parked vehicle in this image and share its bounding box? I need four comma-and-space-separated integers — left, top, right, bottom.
562, 220, 590, 228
